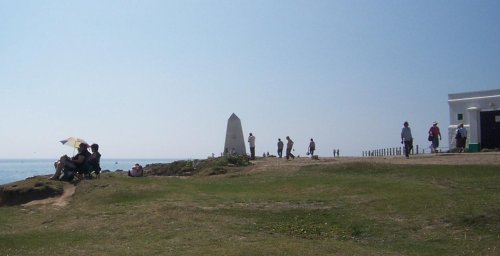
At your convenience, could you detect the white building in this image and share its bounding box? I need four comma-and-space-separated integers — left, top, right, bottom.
448, 89, 500, 152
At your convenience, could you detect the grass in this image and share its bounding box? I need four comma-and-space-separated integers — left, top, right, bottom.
0, 162, 499, 255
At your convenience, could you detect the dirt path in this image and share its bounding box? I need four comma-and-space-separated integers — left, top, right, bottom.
22, 182, 76, 207
19, 153, 500, 207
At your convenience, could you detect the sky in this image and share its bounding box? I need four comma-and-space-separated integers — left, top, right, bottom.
0, 0, 499, 159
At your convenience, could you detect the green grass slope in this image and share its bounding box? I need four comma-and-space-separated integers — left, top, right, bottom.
0, 162, 499, 255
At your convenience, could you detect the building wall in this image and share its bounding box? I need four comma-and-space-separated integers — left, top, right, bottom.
448, 89, 500, 151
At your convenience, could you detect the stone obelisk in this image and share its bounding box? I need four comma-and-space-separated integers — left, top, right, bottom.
224, 113, 246, 155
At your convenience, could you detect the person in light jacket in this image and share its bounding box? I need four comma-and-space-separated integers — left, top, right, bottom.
286, 136, 295, 160
248, 133, 256, 160
401, 121, 413, 158
308, 138, 316, 157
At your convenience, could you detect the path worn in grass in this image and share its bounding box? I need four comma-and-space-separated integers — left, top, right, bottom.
0, 156, 499, 255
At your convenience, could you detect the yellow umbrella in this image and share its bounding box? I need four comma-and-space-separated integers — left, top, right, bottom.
59, 137, 87, 148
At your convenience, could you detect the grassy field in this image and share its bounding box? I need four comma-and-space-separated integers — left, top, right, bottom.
0, 162, 499, 255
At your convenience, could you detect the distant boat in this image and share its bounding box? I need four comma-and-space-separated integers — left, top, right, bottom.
115, 161, 118, 164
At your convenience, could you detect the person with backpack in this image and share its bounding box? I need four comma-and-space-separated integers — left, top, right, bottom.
428, 122, 441, 153
455, 123, 467, 153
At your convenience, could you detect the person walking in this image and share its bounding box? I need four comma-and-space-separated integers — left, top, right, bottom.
401, 121, 413, 158
308, 138, 316, 157
428, 122, 442, 153
286, 136, 295, 160
277, 138, 284, 158
455, 123, 467, 153
248, 133, 256, 160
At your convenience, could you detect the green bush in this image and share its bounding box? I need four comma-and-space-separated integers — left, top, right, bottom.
226, 155, 250, 166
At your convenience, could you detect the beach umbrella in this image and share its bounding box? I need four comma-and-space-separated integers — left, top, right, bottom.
60, 137, 87, 149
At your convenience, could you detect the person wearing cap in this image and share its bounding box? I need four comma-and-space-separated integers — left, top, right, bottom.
428, 122, 442, 153
50, 143, 91, 180
401, 121, 413, 158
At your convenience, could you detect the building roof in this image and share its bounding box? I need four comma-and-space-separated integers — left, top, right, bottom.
448, 89, 500, 101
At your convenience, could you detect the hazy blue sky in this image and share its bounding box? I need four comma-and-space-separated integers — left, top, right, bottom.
1, 0, 499, 159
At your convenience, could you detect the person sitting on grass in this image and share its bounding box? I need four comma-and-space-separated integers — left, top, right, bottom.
50, 143, 91, 181
86, 143, 102, 178
128, 163, 143, 177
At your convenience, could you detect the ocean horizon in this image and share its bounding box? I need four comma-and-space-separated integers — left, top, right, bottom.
0, 158, 181, 185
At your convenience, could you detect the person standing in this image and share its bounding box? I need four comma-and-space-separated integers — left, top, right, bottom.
428, 122, 442, 153
248, 133, 256, 160
286, 136, 295, 160
277, 138, 284, 158
308, 138, 316, 157
401, 121, 413, 158
456, 123, 467, 153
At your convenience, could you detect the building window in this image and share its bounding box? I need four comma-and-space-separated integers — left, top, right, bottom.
457, 113, 463, 121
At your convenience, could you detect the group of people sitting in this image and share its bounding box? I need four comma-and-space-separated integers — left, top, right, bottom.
49, 143, 101, 181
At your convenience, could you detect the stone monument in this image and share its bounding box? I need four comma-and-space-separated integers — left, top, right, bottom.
224, 113, 246, 155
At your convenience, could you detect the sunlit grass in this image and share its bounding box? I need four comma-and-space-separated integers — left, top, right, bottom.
0, 163, 499, 255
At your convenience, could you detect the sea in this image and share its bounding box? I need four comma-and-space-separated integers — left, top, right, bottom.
0, 158, 180, 185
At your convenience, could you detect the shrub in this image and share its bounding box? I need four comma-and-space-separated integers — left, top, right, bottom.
226, 155, 250, 166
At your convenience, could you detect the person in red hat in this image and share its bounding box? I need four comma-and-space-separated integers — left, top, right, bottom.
428, 122, 442, 153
